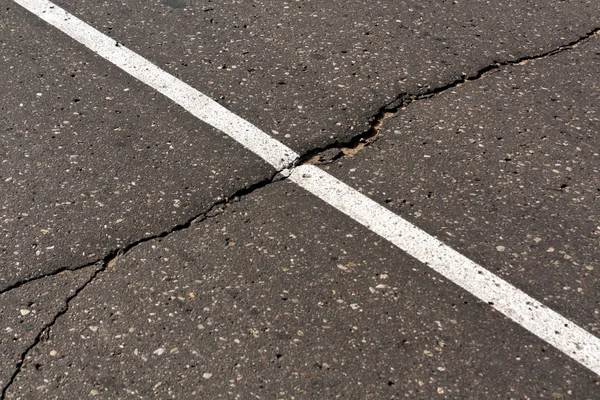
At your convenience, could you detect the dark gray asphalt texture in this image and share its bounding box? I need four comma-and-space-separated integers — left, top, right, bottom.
1, 0, 600, 398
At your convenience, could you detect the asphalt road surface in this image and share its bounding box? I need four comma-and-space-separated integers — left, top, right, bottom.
1, 0, 599, 398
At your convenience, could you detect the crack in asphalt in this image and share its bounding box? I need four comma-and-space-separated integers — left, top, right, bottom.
402, 27, 600, 103
0, 171, 282, 296
1, 26, 598, 398
0, 172, 284, 398
0, 263, 102, 399
298, 27, 600, 165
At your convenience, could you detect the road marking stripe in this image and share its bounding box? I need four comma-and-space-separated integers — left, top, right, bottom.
291, 165, 600, 374
12, 0, 298, 171
14, 0, 600, 376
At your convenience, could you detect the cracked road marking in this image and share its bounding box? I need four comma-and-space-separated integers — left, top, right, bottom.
13, 0, 600, 377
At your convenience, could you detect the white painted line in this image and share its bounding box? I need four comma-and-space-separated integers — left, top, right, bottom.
291, 165, 600, 374
12, 0, 298, 171
15, 0, 600, 376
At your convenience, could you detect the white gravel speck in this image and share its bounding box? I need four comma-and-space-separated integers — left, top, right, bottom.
202, 373, 213, 379
153, 348, 166, 356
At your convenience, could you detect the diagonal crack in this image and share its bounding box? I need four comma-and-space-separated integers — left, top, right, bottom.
297, 26, 600, 165
0, 171, 284, 297
0, 263, 102, 399
0, 172, 277, 398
